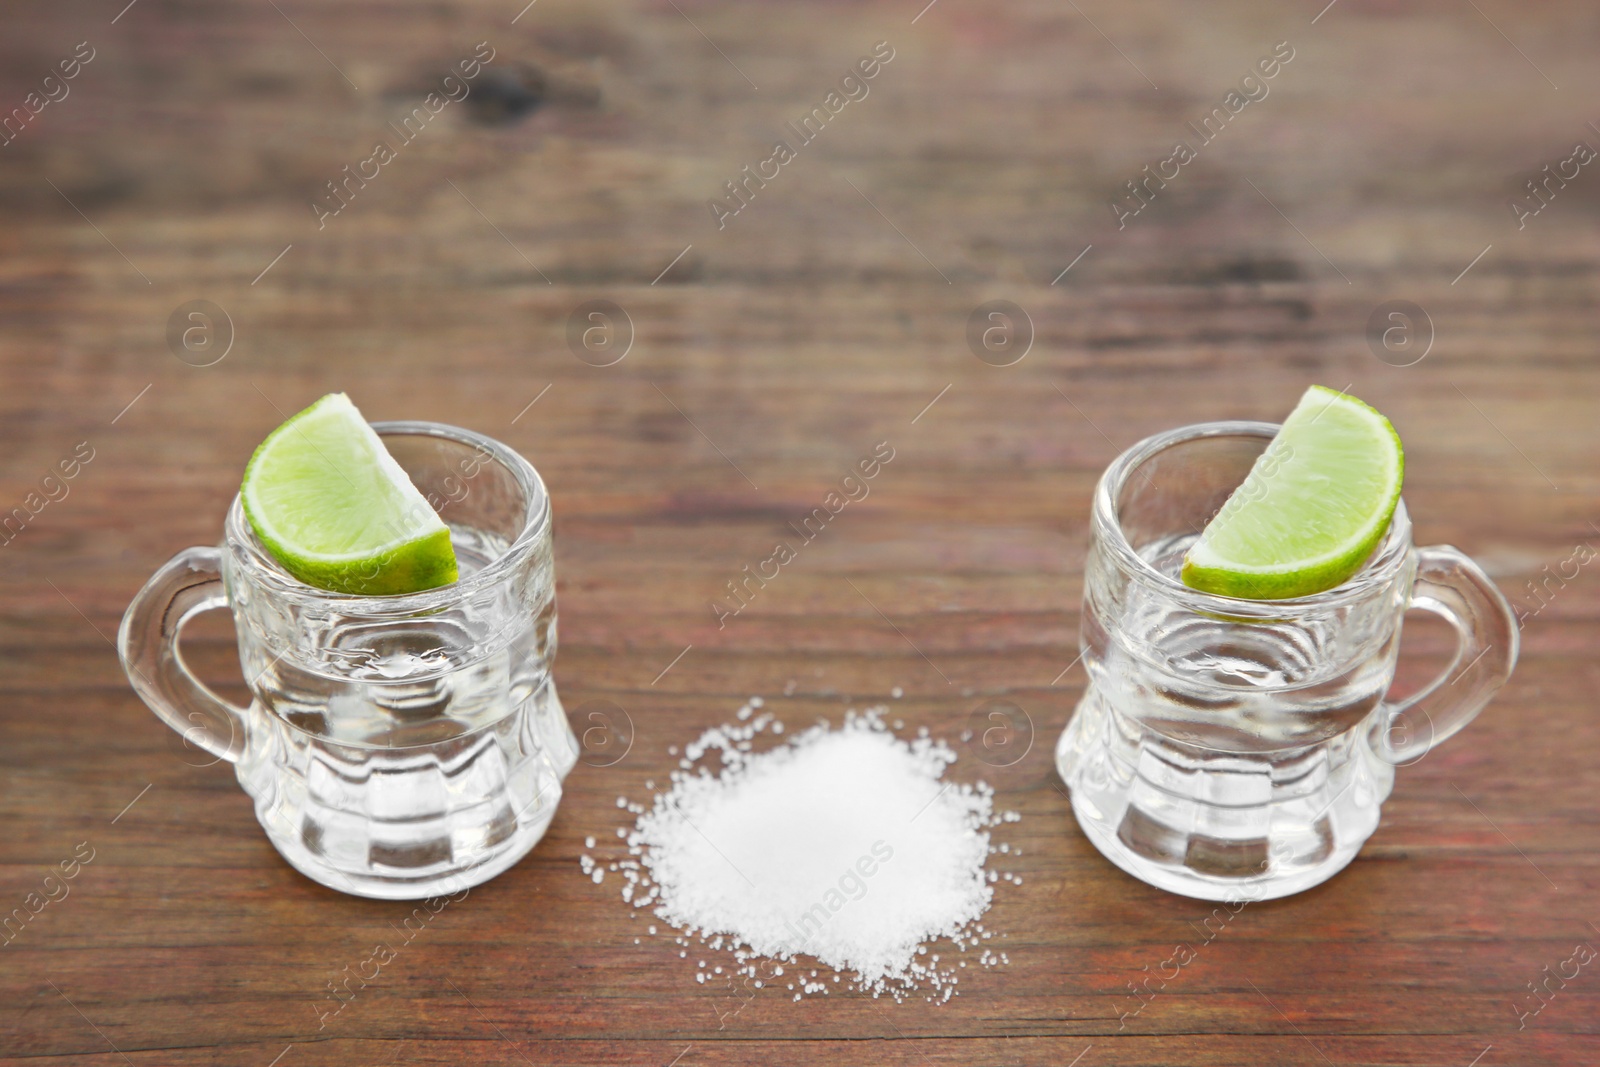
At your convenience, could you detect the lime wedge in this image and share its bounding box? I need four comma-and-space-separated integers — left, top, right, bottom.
1181, 386, 1403, 600
241, 393, 457, 595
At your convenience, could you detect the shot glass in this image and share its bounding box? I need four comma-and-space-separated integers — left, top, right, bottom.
1055, 421, 1517, 900
119, 421, 578, 900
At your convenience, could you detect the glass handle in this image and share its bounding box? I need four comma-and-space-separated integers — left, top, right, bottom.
1378, 545, 1519, 765
117, 547, 247, 765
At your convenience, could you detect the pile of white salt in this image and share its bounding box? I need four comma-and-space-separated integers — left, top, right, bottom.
580, 703, 1019, 1002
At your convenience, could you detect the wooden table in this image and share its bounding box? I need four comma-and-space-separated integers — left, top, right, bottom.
2, 0, 1596, 1063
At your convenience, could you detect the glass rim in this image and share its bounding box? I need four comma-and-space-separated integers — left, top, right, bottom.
1093, 419, 1412, 614
223, 419, 550, 613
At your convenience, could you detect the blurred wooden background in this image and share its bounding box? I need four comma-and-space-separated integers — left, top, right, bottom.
1, 0, 1597, 1063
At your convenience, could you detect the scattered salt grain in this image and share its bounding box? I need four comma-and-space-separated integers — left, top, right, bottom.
582, 704, 1018, 1002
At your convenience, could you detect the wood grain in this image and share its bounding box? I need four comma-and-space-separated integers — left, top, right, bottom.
1, 0, 1597, 1063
